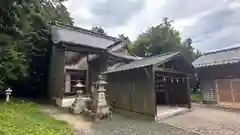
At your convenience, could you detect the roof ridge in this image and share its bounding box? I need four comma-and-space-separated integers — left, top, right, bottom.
103, 51, 181, 74
54, 24, 117, 41
141, 51, 180, 60
108, 51, 142, 60
118, 52, 179, 65
203, 46, 240, 56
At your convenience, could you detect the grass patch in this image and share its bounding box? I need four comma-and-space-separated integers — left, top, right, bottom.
0, 99, 73, 135
191, 92, 202, 102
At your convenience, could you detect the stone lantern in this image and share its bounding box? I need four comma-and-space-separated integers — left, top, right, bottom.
69, 81, 86, 114
93, 75, 107, 106
5, 88, 12, 102
92, 75, 111, 121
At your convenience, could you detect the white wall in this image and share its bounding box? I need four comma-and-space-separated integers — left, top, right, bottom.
56, 97, 75, 107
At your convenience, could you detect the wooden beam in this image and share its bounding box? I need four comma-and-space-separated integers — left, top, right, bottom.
106, 39, 123, 50
60, 41, 105, 54
65, 47, 103, 54
155, 67, 188, 75
66, 69, 86, 75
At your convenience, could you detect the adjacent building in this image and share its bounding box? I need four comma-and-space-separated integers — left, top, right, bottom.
193, 46, 240, 107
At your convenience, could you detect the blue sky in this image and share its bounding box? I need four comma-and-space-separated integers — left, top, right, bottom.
64, 0, 240, 52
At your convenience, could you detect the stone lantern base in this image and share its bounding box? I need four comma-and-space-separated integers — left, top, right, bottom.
69, 97, 91, 114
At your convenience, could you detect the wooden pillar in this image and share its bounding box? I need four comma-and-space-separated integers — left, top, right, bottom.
48, 44, 66, 99
187, 75, 192, 109
165, 81, 169, 105
152, 67, 157, 119
48, 45, 55, 99
56, 46, 66, 98
86, 53, 91, 94
103, 51, 108, 73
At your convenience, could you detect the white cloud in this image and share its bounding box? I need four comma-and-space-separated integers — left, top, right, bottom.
64, 0, 240, 52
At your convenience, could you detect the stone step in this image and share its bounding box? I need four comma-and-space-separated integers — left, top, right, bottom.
156, 108, 192, 121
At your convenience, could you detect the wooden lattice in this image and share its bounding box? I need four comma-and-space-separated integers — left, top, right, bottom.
231, 80, 240, 103
217, 79, 233, 103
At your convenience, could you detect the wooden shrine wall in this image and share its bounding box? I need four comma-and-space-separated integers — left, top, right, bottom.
106, 66, 156, 117
155, 71, 189, 106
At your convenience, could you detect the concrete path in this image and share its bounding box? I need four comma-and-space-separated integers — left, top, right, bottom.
39, 105, 197, 135
161, 103, 240, 135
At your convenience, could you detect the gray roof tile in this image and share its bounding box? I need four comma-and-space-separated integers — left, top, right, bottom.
108, 51, 142, 60
104, 52, 180, 74
193, 46, 240, 68
51, 25, 117, 49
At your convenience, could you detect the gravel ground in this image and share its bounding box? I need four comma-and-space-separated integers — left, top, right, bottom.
39, 105, 197, 135
74, 114, 197, 135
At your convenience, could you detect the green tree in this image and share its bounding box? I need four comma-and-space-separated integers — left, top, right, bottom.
0, 43, 27, 89
130, 17, 198, 62
0, 0, 73, 97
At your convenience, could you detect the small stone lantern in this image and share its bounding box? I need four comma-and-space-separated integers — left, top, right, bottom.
5, 88, 12, 102
69, 81, 86, 114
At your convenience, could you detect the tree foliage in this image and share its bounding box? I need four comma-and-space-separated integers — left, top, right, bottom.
91, 26, 107, 35
130, 18, 200, 62
0, 44, 27, 89
0, 0, 73, 97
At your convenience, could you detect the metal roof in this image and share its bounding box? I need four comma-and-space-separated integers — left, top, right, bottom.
104, 52, 180, 74
193, 46, 240, 68
51, 25, 117, 49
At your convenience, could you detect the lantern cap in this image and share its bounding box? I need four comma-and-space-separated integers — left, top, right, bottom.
74, 81, 85, 88
95, 75, 107, 85
5, 88, 12, 92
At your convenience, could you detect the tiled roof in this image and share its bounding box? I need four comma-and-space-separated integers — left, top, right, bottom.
51, 25, 117, 49
65, 51, 141, 71
193, 46, 240, 68
104, 52, 180, 74
107, 51, 142, 60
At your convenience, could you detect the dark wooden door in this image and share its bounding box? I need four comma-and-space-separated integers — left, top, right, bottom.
155, 76, 166, 105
